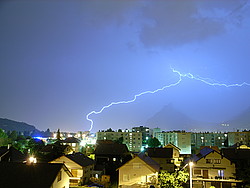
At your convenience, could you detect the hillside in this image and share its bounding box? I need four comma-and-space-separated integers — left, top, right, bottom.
0, 118, 37, 132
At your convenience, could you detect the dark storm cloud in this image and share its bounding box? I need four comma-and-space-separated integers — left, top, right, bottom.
139, 0, 249, 48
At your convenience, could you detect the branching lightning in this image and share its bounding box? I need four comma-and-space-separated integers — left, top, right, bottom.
86, 68, 250, 131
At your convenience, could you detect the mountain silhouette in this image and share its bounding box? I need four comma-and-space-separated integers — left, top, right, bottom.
0, 118, 37, 132
145, 104, 218, 131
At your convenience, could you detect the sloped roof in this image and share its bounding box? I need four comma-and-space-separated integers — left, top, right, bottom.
63, 137, 80, 143
146, 147, 173, 158
191, 147, 214, 162
40, 144, 71, 153
0, 146, 26, 162
94, 141, 129, 155
0, 162, 71, 188
66, 152, 95, 167
137, 153, 160, 172
164, 143, 181, 151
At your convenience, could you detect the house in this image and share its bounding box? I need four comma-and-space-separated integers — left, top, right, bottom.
118, 153, 160, 188
0, 162, 72, 188
221, 143, 250, 186
40, 143, 73, 155
189, 147, 242, 188
50, 152, 95, 186
0, 145, 27, 162
93, 140, 132, 185
61, 137, 81, 152
145, 144, 183, 172
145, 147, 175, 172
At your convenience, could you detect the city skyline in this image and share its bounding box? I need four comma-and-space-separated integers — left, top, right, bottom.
1, 0, 250, 132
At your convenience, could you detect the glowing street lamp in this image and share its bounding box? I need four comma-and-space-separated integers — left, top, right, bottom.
189, 162, 194, 188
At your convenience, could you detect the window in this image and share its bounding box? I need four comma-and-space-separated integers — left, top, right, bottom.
133, 163, 141, 169
194, 169, 201, 175
57, 170, 62, 182
218, 170, 224, 177
214, 159, 221, 164
206, 159, 212, 164
123, 174, 130, 182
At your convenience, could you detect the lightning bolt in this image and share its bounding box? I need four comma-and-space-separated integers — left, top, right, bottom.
86, 68, 250, 131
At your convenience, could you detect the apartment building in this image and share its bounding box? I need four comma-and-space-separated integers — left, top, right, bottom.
155, 131, 191, 154
191, 132, 228, 153
132, 126, 150, 147
227, 131, 250, 146
96, 130, 142, 152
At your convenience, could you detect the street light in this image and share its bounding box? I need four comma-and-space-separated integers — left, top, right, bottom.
189, 162, 194, 188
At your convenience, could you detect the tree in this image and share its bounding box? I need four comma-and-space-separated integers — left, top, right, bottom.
56, 129, 61, 140
115, 137, 123, 144
13, 135, 28, 152
8, 130, 18, 141
106, 128, 114, 132
158, 170, 189, 188
148, 137, 161, 148
27, 138, 45, 154
0, 129, 9, 146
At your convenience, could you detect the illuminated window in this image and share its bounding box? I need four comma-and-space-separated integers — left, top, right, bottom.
113, 158, 116, 161
218, 170, 224, 177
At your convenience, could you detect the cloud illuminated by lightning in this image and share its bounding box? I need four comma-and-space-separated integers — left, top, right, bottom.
86, 68, 250, 131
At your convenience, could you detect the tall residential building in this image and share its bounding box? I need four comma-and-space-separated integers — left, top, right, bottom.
132, 126, 150, 147
96, 130, 142, 152
155, 131, 191, 154
227, 131, 250, 146
191, 132, 228, 153
151, 127, 161, 138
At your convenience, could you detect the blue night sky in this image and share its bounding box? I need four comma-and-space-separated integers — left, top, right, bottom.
0, 0, 250, 132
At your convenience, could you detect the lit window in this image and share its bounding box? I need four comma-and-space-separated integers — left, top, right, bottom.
113, 158, 116, 161
218, 170, 224, 177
